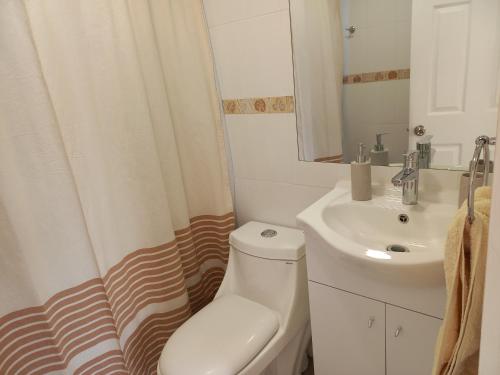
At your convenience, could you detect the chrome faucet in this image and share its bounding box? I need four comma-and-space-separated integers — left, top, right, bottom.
391, 151, 419, 205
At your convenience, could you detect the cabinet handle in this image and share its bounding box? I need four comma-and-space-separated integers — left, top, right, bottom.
368, 317, 375, 328
394, 326, 402, 337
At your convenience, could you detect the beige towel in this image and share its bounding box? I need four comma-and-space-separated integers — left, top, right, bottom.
433, 187, 492, 375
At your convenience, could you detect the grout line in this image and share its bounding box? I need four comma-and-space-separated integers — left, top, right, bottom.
234, 176, 340, 190
208, 8, 289, 30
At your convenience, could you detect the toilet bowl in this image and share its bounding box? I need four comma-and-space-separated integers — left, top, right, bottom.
157, 221, 310, 375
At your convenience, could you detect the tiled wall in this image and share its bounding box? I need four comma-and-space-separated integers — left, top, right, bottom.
342, 0, 412, 75
342, 79, 410, 163
341, 0, 411, 163
206, 0, 293, 99
203, 0, 460, 228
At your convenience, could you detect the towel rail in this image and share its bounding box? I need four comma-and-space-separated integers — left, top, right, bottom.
467, 135, 496, 223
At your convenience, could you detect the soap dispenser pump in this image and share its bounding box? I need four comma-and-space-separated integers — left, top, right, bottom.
351, 143, 372, 201
370, 133, 389, 166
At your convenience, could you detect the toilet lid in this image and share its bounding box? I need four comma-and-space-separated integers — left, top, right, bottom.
158, 294, 279, 375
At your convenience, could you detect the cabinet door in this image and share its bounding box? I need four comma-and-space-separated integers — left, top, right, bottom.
308, 282, 385, 375
386, 305, 442, 375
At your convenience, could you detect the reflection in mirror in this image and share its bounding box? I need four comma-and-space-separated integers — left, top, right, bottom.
290, 0, 499, 169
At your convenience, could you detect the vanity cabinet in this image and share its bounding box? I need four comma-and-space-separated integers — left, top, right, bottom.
309, 282, 385, 375
386, 305, 442, 375
309, 282, 442, 375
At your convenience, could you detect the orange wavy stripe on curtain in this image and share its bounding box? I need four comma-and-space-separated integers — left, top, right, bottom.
0, 213, 235, 375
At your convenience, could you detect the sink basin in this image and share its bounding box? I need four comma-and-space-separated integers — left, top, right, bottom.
297, 180, 456, 317
297, 181, 457, 274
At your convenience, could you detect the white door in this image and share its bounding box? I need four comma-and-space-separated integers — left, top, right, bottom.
308, 282, 385, 375
479, 118, 500, 374
386, 305, 442, 375
410, 0, 499, 168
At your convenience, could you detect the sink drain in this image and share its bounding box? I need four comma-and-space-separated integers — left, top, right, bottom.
386, 244, 410, 253
398, 214, 409, 224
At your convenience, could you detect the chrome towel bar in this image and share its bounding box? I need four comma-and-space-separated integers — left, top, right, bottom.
467, 136, 496, 223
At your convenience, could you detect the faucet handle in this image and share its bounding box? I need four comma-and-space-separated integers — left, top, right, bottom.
402, 151, 419, 168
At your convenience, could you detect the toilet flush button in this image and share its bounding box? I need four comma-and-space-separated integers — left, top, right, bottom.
261, 229, 277, 238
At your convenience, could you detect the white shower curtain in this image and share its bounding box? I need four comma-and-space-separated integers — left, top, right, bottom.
291, 0, 344, 162
0, 1, 233, 374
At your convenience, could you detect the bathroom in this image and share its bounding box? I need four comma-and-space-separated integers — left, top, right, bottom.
1, 0, 499, 374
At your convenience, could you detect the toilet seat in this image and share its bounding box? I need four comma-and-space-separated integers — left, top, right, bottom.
158, 294, 279, 375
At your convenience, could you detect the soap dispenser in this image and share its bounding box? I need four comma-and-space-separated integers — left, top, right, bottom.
351, 143, 372, 201
370, 133, 389, 166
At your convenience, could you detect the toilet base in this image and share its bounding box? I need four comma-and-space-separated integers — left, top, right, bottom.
157, 324, 312, 375
259, 323, 311, 375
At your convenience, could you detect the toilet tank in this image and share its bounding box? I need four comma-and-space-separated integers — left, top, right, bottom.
216, 222, 307, 322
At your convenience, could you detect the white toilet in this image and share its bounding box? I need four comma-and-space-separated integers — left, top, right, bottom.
157, 221, 310, 375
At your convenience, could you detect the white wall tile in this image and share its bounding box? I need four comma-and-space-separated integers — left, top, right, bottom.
343, 0, 411, 74
365, 0, 397, 27
225, 114, 297, 182
234, 177, 332, 227
396, 0, 412, 21
345, 28, 367, 74
203, 0, 289, 28
347, 0, 367, 27
209, 10, 295, 99
292, 161, 348, 188
342, 80, 410, 162
366, 24, 397, 72
226, 114, 350, 189
343, 80, 410, 123
395, 20, 412, 68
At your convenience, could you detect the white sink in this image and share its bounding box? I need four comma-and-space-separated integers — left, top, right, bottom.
297, 181, 457, 281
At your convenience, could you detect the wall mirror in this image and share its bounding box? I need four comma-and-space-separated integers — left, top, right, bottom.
290, 0, 499, 169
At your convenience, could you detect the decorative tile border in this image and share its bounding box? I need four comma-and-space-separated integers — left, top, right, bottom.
343, 69, 410, 85
314, 154, 344, 163
222, 96, 295, 114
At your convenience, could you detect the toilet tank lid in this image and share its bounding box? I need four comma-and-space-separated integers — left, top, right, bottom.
229, 221, 305, 261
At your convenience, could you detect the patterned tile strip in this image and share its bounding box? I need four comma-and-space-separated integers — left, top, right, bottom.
222, 96, 294, 115
343, 69, 410, 85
